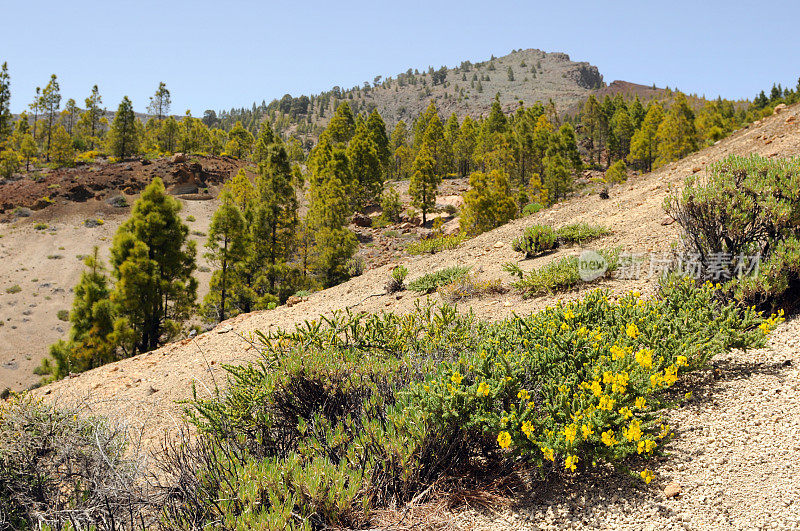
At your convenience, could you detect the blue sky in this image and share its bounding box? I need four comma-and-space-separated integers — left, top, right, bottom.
2, 0, 799, 114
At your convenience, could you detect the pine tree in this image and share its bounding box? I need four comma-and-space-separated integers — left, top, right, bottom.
204, 190, 247, 322
224, 168, 257, 211
460, 169, 517, 235
29, 87, 41, 142
409, 144, 440, 225
40, 75, 61, 161
628, 101, 663, 172
49, 125, 74, 167
0, 62, 11, 141
366, 110, 391, 170
225, 121, 254, 158
347, 121, 383, 207
580, 95, 604, 164
454, 116, 478, 177
20, 133, 37, 170
62, 98, 78, 135
157, 116, 180, 153
252, 120, 276, 164
251, 142, 299, 298
110, 177, 197, 355
485, 98, 507, 134
542, 153, 573, 204
610, 107, 634, 161
147, 82, 171, 120
656, 93, 697, 164
76, 85, 104, 149
325, 102, 356, 144
47, 248, 117, 378
107, 96, 141, 159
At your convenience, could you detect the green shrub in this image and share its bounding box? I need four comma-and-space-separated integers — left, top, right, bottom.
556, 222, 612, 244
34, 223, 48, 231
512, 224, 558, 258
407, 277, 778, 477
186, 215, 196, 222
408, 265, 471, 293
386, 265, 408, 293
405, 233, 467, 255
606, 160, 628, 183
56, 309, 69, 321
346, 255, 366, 277
168, 279, 778, 528
505, 248, 621, 297
667, 154, 800, 312
522, 202, 544, 216
5, 285, 21, 294
174, 305, 479, 529
380, 187, 403, 223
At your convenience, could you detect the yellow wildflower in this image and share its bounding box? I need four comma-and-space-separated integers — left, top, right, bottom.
542, 446, 554, 461
626, 322, 639, 339
517, 389, 530, 401
676, 355, 688, 367
565, 454, 578, 471
564, 424, 577, 444
497, 431, 512, 449
564, 308, 575, 319
624, 420, 643, 442
640, 469, 654, 484
619, 407, 633, 420
599, 395, 616, 411
635, 349, 653, 369
581, 423, 594, 440
590, 380, 602, 397
612, 372, 629, 394
637, 439, 657, 454
601, 430, 617, 446
477, 381, 490, 397
634, 396, 646, 409
451, 372, 463, 385
610, 344, 626, 361
521, 420, 534, 439
561, 322, 570, 331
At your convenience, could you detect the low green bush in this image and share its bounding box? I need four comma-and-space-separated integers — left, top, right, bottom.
556, 223, 612, 244
5, 285, 21, 294
505, 248, 621, 297
522, 202, 544, 216
405, 234, 467, 255
408, 265, 471, 293
512, 224, 558, 258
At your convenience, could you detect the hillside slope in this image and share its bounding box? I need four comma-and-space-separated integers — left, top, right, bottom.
348, 48, 604, 124
32, 104, 800, 528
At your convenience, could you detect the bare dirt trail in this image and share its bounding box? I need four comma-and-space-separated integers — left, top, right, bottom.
28, 104, 800, 529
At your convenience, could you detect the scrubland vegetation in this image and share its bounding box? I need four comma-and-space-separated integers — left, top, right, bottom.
1, 52, 799, 528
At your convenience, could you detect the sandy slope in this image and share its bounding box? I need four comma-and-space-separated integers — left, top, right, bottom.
27, 104, 800, 528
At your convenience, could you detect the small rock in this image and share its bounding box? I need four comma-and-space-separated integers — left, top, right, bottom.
786, 115, 796, 124
494, 241, 504, 248
773, 103, 787, 114
661, 216, 675, 226
171, 152, 188, 163
664, 481, 682, 498
216, 325, 233, 334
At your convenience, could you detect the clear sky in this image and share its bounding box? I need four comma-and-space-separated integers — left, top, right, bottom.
2, 0, 799, 114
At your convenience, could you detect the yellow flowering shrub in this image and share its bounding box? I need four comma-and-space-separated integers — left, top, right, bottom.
408, 276, 780, 481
